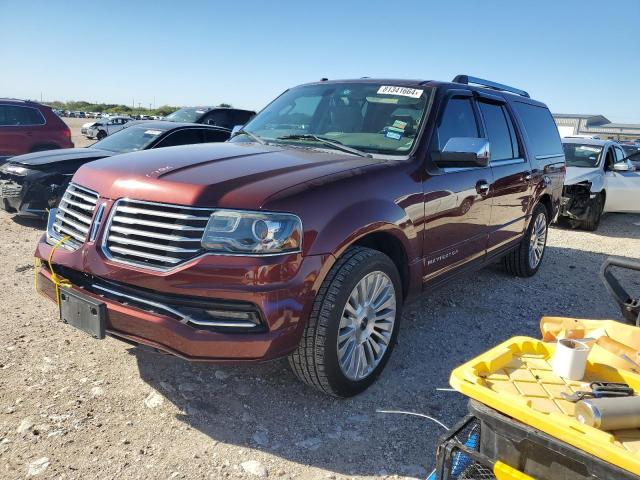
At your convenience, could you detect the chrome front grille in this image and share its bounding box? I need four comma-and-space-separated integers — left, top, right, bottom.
103, 199, 214, 270
52, 183, 99, 247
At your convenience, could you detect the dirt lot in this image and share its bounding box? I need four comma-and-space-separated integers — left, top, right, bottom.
1, 126, 640, 479
64, 118, 95, 149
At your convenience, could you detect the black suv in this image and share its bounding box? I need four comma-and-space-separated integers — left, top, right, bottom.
164, 107, 255, 129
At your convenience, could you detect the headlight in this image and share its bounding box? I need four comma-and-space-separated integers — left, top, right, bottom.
201, 210, 302, 255
2, 164, 31, 176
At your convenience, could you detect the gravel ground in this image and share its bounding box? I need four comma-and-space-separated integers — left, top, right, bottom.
1, 128, 639, 479
64, 118, 95, 148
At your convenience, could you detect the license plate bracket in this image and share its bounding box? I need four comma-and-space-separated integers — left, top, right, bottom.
59, 289, 106, 339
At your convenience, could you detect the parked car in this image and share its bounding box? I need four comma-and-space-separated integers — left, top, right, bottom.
0, 121, 230, 217
560, 138, 640, 230
36, 76, 564, 397
164, 106, 255, 129
85, 116, 132, 140
80, 121, 100, 136
0, 99, 73, 164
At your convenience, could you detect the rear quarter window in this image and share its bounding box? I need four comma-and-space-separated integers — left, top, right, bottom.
512, 102, 562, 158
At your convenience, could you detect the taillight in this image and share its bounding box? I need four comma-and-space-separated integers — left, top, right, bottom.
63, 128, 71, 138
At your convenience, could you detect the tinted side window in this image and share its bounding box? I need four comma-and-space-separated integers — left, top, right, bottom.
202, 111, 233, 129
0, 105, 45, 126
512, 102, 562, 158
436, 97, 479, 150
233, 111, 254, 126
156, 129, 204, 148
478, 102, 518, 161
202, 129, 230, 143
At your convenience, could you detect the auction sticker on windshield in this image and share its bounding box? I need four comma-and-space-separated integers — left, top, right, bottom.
377, 86, 423, 98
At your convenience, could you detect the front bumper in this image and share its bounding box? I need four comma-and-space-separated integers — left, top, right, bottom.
0, 176, 62, 217
559, 184, 597, 222
35, 237, 334, 363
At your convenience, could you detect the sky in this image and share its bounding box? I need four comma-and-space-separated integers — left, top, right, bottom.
1, 0, 638, 122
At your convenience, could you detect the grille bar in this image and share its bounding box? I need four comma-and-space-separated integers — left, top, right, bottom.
104, 199, 215, 270
52, 184, 99, 248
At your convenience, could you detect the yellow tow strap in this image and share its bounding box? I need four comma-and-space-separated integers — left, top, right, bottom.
40, 235, 72, 305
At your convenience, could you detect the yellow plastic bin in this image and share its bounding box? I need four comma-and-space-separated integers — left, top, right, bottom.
450, 336, 640, 477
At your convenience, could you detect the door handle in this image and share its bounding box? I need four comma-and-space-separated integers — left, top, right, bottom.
476, 180, 490, 195
524, 172, 532, 182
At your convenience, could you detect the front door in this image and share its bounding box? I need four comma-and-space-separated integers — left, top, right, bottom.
423, 93, 493, 284
604, 145, 640, 213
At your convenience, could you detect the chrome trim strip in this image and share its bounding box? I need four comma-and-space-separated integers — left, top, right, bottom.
108, 235, 200, 253
54, 215, 90, 234
107, 245, 183, 264
490, 157, 526, 167
57, 205, 93, 225
116, 205, 210, 220
535, 153, 564, 160
111, 215, 206, 231
109, 225, 200, 242
62, 197, 95, 211
91, 284, 258, 328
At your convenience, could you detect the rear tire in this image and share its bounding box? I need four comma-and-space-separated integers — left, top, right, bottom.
288, 246, 403, 397
502, 203, 549, 277
581, 193, 603, 231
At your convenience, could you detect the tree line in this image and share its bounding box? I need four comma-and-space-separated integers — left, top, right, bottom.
45, 101, 233, 117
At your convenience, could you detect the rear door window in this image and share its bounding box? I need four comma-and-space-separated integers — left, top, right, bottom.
435, 97, 479, 150
156, 129, 204, 147
202, 129, 230, 143
512, 102, 563, 158
202, 111, 234, 129
0, 105, 45, 126
478, 101, 519, 161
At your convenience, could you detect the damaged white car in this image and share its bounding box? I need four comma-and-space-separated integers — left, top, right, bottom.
560, 138, 640, 230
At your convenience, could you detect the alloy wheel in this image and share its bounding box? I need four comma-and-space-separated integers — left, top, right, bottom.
337, 271, 396, 381
528, 212, 547, 269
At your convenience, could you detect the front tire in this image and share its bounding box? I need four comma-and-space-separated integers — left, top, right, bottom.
581, 193, 603, 231
288, 246, 403, 397
96, 131, 107, 140
503, 203, 549, 277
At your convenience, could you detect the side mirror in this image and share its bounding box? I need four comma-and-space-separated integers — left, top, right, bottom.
613, 161, 631, 172
231, 125, 244, 135
435, 138, 490, 168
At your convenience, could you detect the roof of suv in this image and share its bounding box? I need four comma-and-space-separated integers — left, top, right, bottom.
299, 77, 547, 106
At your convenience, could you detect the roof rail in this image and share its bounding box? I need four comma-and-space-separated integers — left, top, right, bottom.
452, 75, 530, 98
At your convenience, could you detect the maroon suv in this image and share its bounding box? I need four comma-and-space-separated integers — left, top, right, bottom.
35, 76, 565, 396
0, 99, 73, 161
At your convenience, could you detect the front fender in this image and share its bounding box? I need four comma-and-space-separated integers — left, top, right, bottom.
306, 198, 417, 260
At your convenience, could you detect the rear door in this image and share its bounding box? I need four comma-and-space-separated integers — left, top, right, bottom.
604, 145, 640, 212
0, 104, 45, 156
476, 95, 532, 254
423, 91, 493, 283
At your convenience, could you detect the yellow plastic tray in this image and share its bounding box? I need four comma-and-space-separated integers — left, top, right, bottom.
450, 336, 640, 476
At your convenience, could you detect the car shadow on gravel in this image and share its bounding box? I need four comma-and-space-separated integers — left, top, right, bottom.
552, 213, 640, 240
132, 243, 639, 478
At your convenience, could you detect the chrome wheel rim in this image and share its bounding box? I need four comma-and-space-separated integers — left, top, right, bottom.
337, 271, 396, 381
528, 212, 547, 269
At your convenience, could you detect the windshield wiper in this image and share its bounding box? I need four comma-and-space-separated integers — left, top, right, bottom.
276, 134, 372, 158
233, 129, 266, 145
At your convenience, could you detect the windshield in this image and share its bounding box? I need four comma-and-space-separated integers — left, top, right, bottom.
165, 107, 208, 123
563, 143, 603, 168
233, 83, 433, 156
92, 125, 165, 153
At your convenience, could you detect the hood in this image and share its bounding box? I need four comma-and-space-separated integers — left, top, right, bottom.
82, 121, 98, 128
73, 142, 384, 209
8, 148, 115, 167
564, 166, 602, 186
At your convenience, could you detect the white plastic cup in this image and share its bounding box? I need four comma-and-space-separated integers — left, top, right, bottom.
552, 338, 590, 380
